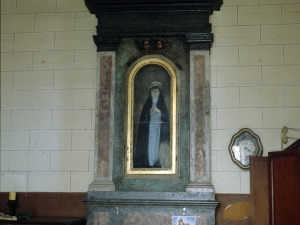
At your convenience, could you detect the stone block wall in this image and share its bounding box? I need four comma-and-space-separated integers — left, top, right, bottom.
1, 0, 300, 197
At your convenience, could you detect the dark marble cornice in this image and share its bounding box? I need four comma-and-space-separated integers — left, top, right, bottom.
85, 0, 223, 51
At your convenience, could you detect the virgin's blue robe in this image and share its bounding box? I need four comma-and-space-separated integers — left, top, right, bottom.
133, 87, 170, 168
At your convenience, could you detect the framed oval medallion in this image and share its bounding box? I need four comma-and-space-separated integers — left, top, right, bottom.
228, 128, 263, 169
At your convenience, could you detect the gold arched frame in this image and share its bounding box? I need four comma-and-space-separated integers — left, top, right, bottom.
125, 57, 177, 175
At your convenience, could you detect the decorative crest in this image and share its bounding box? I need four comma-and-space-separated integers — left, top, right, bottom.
136, 37, 171, 54
126, 37, 183, 70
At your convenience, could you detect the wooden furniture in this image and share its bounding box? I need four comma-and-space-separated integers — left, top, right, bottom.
0, 217, 86, 225
250, 157, 269, 225
0, 193, 87, 218
268, 149, 300, 225
0, 193, 87, 225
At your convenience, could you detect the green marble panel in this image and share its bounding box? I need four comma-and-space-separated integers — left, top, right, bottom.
113, 37, 190, 191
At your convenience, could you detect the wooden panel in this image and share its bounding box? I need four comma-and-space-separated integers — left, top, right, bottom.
269, 150, 300, 225
0, 193, 87, 218
0, 217, 86, 225
250, 157, 269, 225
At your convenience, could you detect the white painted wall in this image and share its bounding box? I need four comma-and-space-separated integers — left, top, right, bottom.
1, 0, 300, 193
210, 0, 300, 193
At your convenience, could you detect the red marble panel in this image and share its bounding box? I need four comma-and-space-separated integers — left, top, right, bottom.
192, 54, 207, 180
123, 212, 172, 225
94, 212, 109, 225
97, 55, 112, 177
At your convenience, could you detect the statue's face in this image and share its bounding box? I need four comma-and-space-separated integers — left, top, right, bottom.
151, 88, 160, 98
